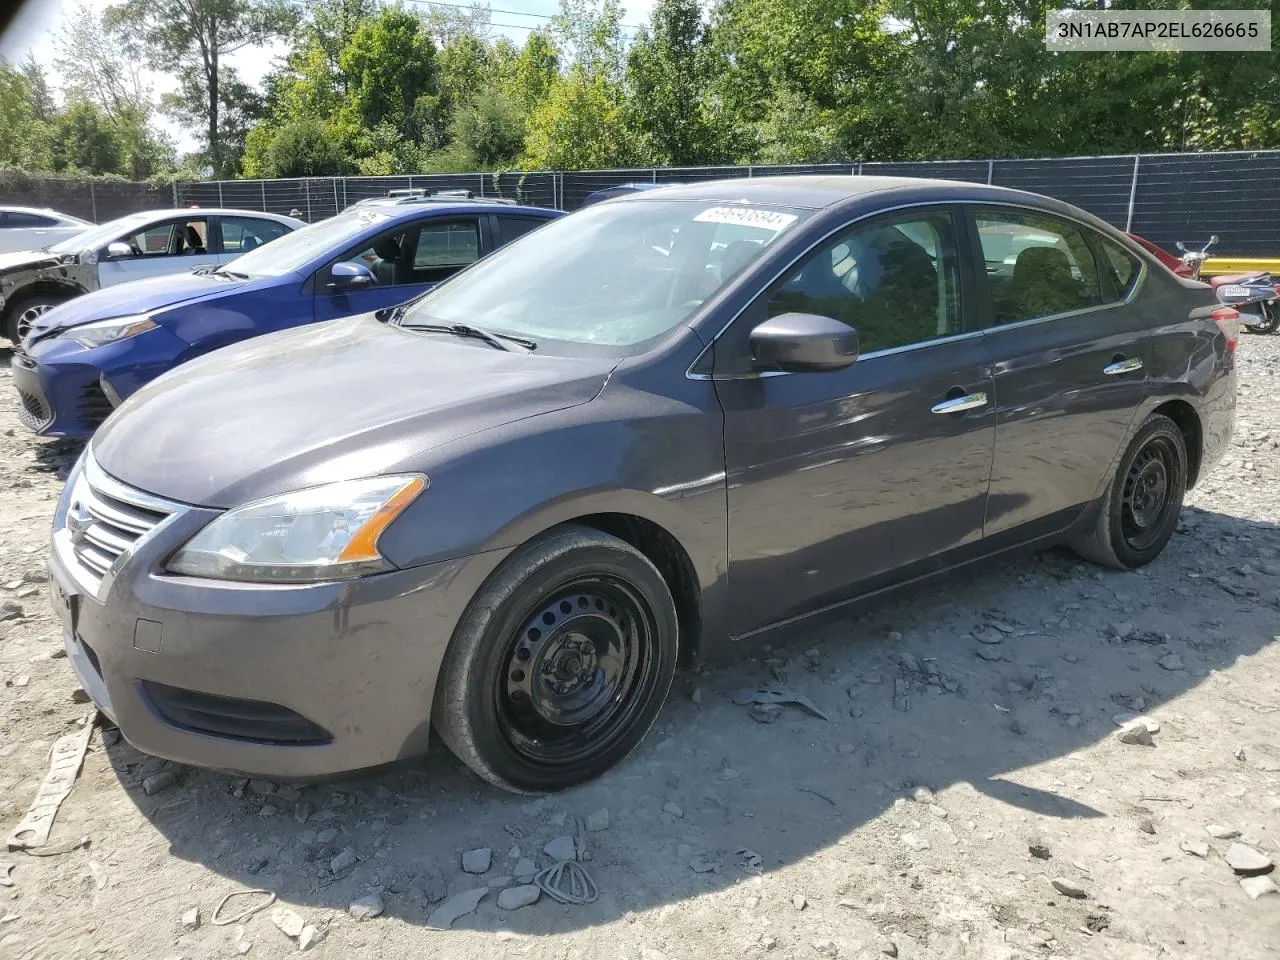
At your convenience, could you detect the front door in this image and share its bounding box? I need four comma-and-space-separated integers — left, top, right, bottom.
970, 208, 1152, 540
314, 217, 484, 323
96, 217, 218, 287
714, 207, 996, 636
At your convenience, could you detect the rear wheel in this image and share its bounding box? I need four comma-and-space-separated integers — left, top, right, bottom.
433, 526, 678, 793
6, 294, 65, 345
1243, 303, 1279, 334
1071, 413, 1188, 569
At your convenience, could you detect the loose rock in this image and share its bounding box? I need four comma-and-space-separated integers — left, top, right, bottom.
1225, 842, 1273, 874
1240, 876, 1279, 900
1117, 725, 1154, 746
330, 847, 358, 874
142, 770, 178, 795
585, 808, 609, 832
1205, 824, 1241, 839
878, 936, 899, 957
427, 888, 488, 929
544, 836, 576, 862
270, 907, 305, 939
1051, 878, 1088, 899
497, 884, 540, 910
462, 847, 492, 874
812, 938, 839, 956
662, 802, 684, 818
298, 924, 325, 950
1180, 840, 1210, 858
348, 893, 384, 920
180, 906, 200, 930
1157, 653, 1185, 671
514, 857, 537, 881
901, 833, 930, 852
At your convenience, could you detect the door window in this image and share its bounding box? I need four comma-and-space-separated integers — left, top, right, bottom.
219, 217, 289, 255
345, 227, 420, 287
766, 211, 963, 355
117, 219, 209, 258
495, 216, 547, 246
414, 220, 479, 271
975, 212, 1102, 324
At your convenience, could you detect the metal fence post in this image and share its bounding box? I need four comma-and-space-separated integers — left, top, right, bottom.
652, 169, 657, 183
333, 178, 339, 215
478, 173, 485, 197
260, 180, 267, 212
171, 182, 178, 207
89, 182, 97, 222
748, 166, 754, 178
304, 180, 311, 221
1125, 155, 1141, 231
217, 181, 224, 206
987, 160, 994, 185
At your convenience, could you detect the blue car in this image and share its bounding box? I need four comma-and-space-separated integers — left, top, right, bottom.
14, 201, 561, 437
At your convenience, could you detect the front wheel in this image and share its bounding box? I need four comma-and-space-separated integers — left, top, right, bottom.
1071, 413, 1188, 569
433, 526, 678, 793
6, 294, 65, 345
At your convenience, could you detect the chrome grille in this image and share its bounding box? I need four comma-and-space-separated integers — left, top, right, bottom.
54, 454, 183, 597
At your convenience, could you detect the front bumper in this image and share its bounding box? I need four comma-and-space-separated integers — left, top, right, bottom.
51, 456, 511, 778
14, 328, 191, 438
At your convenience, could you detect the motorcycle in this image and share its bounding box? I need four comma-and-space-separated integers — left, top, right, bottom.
1214, 273, 1280, 334
1174, 235, 1218, 281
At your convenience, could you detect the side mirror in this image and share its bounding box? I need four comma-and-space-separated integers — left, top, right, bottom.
1175, 242, 1186, 253
749, 312, 858, 372
106, 241, 133, 259
327, 260, 374, 291
1209, 234, 1219, 245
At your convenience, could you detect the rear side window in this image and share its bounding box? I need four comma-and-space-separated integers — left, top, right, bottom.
1098, 237, 1142, 298
3, 212, 58, 228
975, 211, 1102, 325
415, 220, 479, 268
219, 217, 289, 254
496, 216, 547, 246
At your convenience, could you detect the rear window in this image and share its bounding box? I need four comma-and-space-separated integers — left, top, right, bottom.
1099, 237, 1142, 298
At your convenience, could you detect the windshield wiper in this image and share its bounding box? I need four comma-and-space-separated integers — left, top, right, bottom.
212, 267, 250, 280
399, 321, 537, 351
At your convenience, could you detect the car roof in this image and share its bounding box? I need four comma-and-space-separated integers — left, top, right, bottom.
608, 175, 1061, 211
369, 202, 560, 221
132, 208, 305, 225
0, 205, 90, 222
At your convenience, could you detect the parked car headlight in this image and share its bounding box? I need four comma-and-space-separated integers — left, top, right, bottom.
67, 314, 157, 349
167, 476, 427, 583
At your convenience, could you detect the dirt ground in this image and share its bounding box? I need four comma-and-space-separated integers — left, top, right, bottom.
1, 336, 1278, 960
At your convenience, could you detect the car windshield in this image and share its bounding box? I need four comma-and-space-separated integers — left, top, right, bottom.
398, 200, 812, 350
224, 210, 391, 277
48, 212, 154, 254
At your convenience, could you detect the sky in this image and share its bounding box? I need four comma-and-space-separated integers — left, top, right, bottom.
0, 0, 657, 154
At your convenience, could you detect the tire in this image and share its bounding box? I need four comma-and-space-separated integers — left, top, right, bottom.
1071, 413, 1188, 570
6, 293, 65, 345
433, 525, 679, 793
1244, 303, 1279, 335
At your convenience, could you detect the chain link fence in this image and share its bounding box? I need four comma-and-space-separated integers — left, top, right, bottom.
5, 150, 1280, 253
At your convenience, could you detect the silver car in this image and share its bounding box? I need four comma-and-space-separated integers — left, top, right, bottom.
0, 206, 93, 254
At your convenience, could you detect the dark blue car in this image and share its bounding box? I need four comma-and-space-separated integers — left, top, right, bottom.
13, 200, 561, 437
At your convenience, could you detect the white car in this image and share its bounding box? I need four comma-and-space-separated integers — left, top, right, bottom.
0, 208, 304, 343
0, 207, 94, 255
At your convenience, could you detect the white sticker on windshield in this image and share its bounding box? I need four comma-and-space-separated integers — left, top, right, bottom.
693, 206, 798, 231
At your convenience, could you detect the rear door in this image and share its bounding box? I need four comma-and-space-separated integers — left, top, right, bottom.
97, 216, 218, 287
214, 215, 292, 263
312, 215, 484, 322
971, 206, 1151, 540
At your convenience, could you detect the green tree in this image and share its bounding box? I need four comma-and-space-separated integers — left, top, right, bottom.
0, 62, 51, 169
107, 0, 299, 177
242, 116, 350, 176
506, 30, 560, 114
49, 100, 125, 174
339, 5, 438, 133
524, 69, 631, 169
623, 0, 721, 165
19, 55, 56, 122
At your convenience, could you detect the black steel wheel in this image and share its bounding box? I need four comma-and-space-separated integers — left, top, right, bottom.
434, 526, 679, 793
1072, 413, 1188, 570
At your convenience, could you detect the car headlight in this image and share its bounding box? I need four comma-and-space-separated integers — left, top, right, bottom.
67, 314, 157, 349
167, 476, 427, 583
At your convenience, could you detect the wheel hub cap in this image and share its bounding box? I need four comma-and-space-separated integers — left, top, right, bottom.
16, 304, 52, 341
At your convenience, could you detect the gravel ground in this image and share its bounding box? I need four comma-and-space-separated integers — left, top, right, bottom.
1, 336, 1278, 960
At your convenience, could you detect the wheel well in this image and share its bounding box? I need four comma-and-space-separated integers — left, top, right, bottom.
0, 282, 78, 326
569, 513, 703, 668
1152, 399, 1203, 488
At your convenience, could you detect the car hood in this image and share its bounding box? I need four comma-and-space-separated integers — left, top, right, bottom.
0, 248, 65, 274
25, 271, 256, 339
92, 315, 616, 507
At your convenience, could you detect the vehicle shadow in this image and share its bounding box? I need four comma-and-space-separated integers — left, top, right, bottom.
104, 503, 1279, 935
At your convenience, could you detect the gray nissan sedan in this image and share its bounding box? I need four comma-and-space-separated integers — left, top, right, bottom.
50, 176, 1237, 792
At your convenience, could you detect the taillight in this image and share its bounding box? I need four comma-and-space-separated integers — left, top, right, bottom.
1212, 306, 1240, 354
1273, 284, 1280, 297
